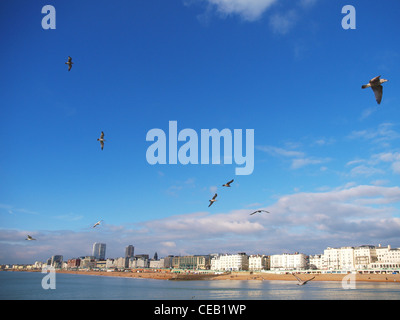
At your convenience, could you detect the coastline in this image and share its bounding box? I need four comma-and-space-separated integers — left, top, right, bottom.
20, 270, 400, 283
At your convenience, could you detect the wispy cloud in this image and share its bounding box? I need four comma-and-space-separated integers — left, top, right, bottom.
54, 213, 84, 222
269, 9, 298, 35
346, 151, 400, 177
256, 145, 305, 158
359, 106, 379, 121
0, 204, 38, 215
348, 123, 400, 146
257, 145, 330, 170
348, 165, 385, 177
186, 0, 319, 30
199, 0, 278, 21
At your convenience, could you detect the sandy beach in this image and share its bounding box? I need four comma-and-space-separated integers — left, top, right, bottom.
50, 270, 400, 283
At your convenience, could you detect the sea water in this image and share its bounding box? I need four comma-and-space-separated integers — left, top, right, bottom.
0, 271, 399, 300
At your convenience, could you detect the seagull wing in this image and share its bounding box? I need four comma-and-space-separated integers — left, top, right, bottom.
370, 75, 381, 84
372, 85, 383, 104
292, 273, 302, 282
303, 277, 315, 284
100, 141, 104, 150
250, 211, 257, 215
212, 193, 218, 200
227, 179, 234, 185
100, 131, 104, 139
68, 56, 72, 62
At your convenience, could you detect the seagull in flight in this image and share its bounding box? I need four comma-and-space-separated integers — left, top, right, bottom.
97, 131, 105, 150
65, 56, 74, 71
25, 235, 36, 241
92, 220, 103, 228
250, 210, 270, 216
362, 75, 388, 104
292, 273, 315, 286
208, 193, 218, 207
222, 179, 234, 187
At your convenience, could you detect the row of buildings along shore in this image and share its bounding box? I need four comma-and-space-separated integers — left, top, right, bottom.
3, 243, 400, 274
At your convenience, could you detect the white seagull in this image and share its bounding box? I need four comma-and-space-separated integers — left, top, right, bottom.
222, 179, 234, 187
25, 235, 36, 241
92, 220, 103, 228
208, 193, 218, 207
97, 131, 105, 150
292, 273, 315, 286
65, 56, 74, 71
250, 210, 270, 216
362, 75, 388, 105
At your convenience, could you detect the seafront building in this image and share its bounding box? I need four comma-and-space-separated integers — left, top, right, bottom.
50, 255, 63, 268
125, 245, 135, 259
248, 255, 270, 271
92, 243, 106, 260
270, 253, 308, 271
172, 255, 211, 270
211, 253, 249, 271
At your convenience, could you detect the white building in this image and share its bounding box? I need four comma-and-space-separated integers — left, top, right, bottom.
309, 254, 324, 270
370, 245, 400, 269
324, 247, 340, 270
248, 255, 269, 271
129, 257, 149, 268
149, 259, 164, 269
211, 253, 249, 271
106, 258, 115, 269
339, 247, 355, 270
354, 245, 377, 269
319, 245, 400, 271
112, 257, 128, 269
270, 253, 308, 271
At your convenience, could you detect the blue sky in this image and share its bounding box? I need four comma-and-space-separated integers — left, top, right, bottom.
1, 0, 400, 264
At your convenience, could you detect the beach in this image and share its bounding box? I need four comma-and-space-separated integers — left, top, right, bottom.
47, 270, 400, 283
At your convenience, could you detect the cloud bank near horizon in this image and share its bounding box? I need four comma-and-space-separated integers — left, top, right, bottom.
1, 184, 399, 264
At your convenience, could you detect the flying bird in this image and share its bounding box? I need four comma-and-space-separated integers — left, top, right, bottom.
222, 179, 234, 187
208, 193, 218, 207
65, 56, 74, 71
97, 131, 105, 150
250, 210, 270, 216
292, 273, 315, 286
362, 75, 388, 104
25, 235, 36, 241
92, 220, 102, 228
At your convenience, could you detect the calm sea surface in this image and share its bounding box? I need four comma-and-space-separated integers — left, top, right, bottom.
0, 271, 399, 300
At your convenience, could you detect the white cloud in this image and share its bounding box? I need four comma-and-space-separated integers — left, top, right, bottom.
350, 152, 400, 176
204, 0, 277, 21
161, 241, 177, 248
